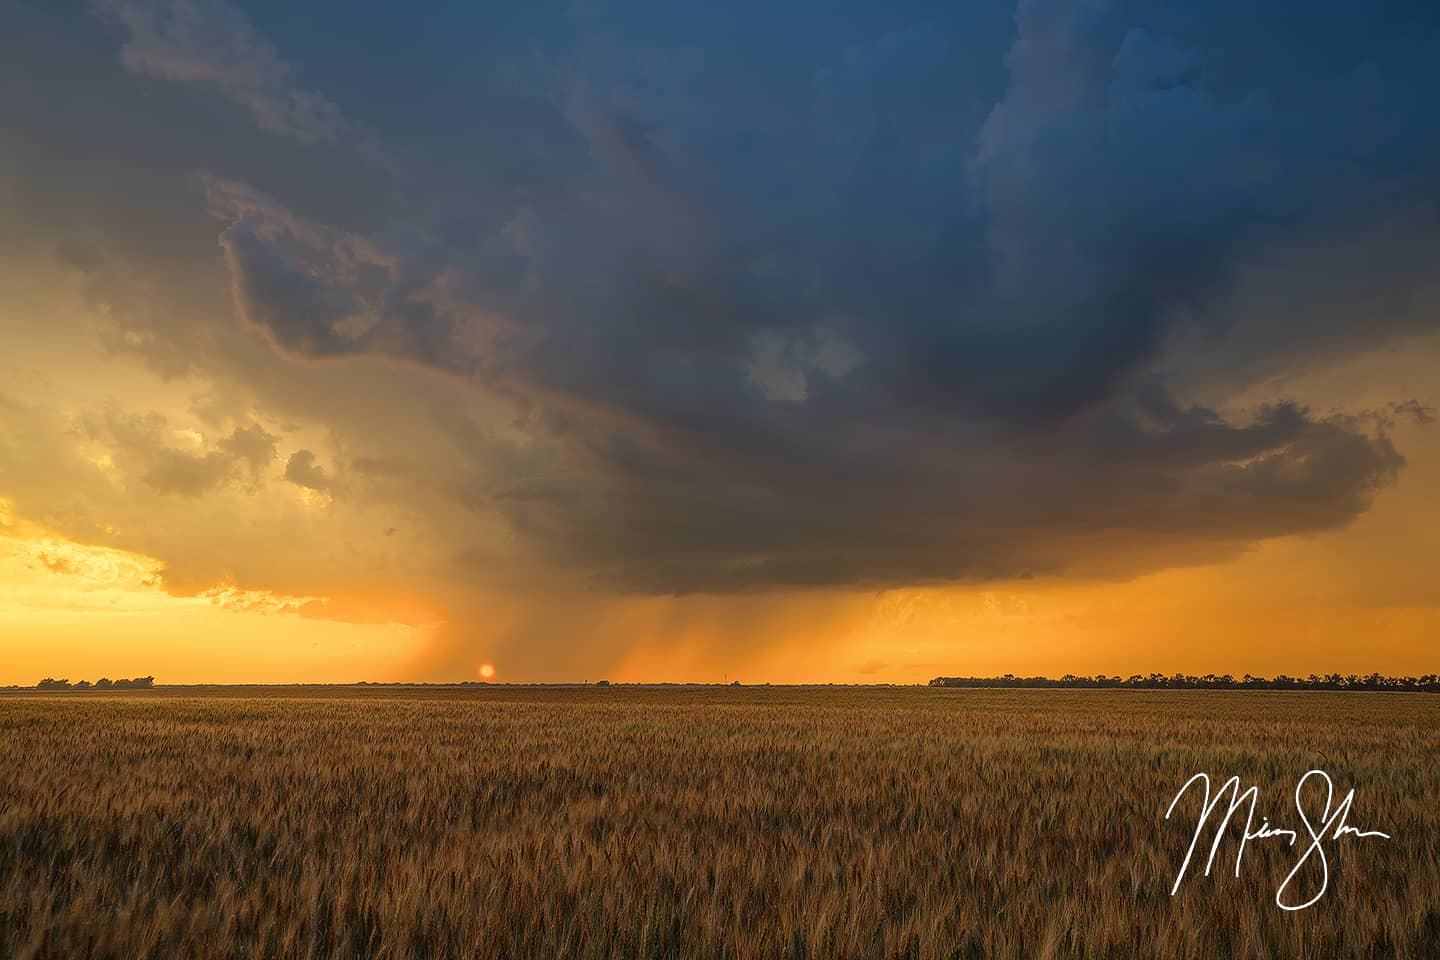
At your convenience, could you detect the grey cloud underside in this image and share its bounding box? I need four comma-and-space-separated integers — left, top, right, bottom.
494, 402, 1405, 592
51, 0, 1440, 592
81, 414, 278, 498
283, 449, 333, 492
98, 0, 388, 164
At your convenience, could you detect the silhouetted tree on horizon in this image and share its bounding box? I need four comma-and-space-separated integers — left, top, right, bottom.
929, 673, 1440, 692
30, 675, 154, 690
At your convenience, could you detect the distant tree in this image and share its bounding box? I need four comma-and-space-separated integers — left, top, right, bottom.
595, 679, 611, 686
929, 672, 1440, 693
95, 678, 113, 689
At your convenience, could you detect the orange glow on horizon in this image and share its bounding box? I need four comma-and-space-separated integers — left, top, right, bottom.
0, 503, 434, 685
2, 331, 1437, 686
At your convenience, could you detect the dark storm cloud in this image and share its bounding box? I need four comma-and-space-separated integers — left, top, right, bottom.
1391, 401, 1435, 426
99, 0, 349, 144
218, 423, 279, 480
97, 0, 394, 172
219, 218, 360, 358
9, 0, 1440, 593
283, 449, 333, 492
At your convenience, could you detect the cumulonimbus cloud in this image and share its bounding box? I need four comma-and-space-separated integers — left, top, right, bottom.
41, 0, 1429, 597
178, 1, 1440, 595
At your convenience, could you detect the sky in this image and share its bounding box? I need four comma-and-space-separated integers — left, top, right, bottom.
2, 0, 1438, 684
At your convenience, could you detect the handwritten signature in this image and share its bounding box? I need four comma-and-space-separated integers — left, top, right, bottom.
1164, 769, 1391, 911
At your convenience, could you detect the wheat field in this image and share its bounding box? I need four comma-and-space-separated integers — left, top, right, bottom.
1, 686, 1436, 959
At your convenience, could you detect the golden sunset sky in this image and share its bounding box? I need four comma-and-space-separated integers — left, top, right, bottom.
3, 2, 1437, 684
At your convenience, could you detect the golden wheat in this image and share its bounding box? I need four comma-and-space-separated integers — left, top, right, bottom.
1, 687, 1436, 958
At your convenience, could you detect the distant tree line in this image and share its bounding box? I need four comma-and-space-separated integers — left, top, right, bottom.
33, 676, 155, 690
929, 672, 1440, 692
